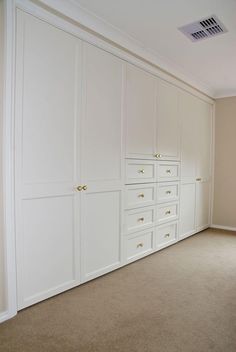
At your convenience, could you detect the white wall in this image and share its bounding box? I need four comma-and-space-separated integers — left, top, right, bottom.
213, 97, 236, 229
0, 0, 6, 314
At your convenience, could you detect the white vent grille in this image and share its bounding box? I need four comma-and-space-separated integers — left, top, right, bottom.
178, 15, 227, 42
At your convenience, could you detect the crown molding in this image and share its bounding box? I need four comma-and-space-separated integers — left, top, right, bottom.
35, 0, 216, 98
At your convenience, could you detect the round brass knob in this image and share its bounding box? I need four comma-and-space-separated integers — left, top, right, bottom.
154, 153, 162, 158
83, 185, 88, 191
76, 185, 83, 192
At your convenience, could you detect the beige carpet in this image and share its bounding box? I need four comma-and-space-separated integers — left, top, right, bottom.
1, 228, 236, 352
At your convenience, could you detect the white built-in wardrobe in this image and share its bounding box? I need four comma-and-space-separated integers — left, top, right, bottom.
15, 9, 213, 309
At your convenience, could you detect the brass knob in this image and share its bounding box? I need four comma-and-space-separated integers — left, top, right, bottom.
154, 153, 162, 158
138, 193, 145, 198
138, 169, 145, 174
164, 233, 170, 238
166, 190, 171, 194
138, 217, 144, 222
137, 243, 144, 248
196, 178, 201, 181
76, 185, 83, 192
165, 210, 171, 215
83, 185, 88, 191
166, 169, 171, 173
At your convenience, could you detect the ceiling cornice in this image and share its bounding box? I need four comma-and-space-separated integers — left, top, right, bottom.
36, 0, 219, 98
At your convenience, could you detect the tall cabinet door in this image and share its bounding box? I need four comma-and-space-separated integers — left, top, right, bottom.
125, 64, 156, 159
196, 101, 212, 230
81, 43, 124, 282
15, 11, 82, 309
156, 79, 181, 160
179, 92, 198, 239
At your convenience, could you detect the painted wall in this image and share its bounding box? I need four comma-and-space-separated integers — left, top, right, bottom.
213, 97, 236, 228
0, 0, 6, 314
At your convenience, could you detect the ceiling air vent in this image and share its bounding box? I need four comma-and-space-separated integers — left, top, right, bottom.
178, 15, 228, 42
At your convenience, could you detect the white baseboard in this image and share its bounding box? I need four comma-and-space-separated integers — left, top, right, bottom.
211, 224, 236, 232
0, 311, 9, 324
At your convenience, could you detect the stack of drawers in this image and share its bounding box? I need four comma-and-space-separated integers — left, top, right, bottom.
124, 159, 180, 263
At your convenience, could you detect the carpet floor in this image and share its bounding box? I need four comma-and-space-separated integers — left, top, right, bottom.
1, 228, 236, 352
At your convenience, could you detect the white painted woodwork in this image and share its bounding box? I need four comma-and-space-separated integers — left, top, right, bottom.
196, 181, 211, 231
81, 190, 121, 281
125, 184, 156, 210
156, 79, 180, 160
155, 222, 178, 249
13, 7, 214, 313
179, 183, 196, 239
157, 202, 179, 225
125, 159, 156, 184
15, 11, 82, 309
125, 64, 156, 159
125, 229, 154, 263
157, 161, 180, 182
125, 206, 155, 234
180, 90, 212, 239
80, 43, 123, 281
157, 182, 179, 204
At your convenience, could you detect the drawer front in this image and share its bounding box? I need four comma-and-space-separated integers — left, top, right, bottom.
155, 222, 178, 249
157, 202, 179, 224
125, 207, 155, 234
125, 184, 156, 209
126, 160, 156, 184
125, 230, 154, 262
157, 182, 179, 203
157, 162, 180, 182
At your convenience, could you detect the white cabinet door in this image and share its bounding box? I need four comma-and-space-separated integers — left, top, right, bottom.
81, 43, 123, 281
15, 11, 82, 309
196, 181, 211, 231
156, 79, 180, 160
196, 101, 212, 180
125, 64, 156, 159
179, 183, 196, 239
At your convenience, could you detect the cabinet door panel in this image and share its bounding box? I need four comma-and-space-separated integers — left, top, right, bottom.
126, 64, 156, 159
81, 190, 121, 281
179, 183, 196, 239
156, 80, 180, 160
82, 43, 123, 186
180, 92, 198, 182
15, 11, 81, 309
196, 102, 212, 180
81, 44, 123, 281
196, 181, 210, 230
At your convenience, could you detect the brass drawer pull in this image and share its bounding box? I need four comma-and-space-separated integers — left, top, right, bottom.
196, 178, 201, 181
138, 193, 145, 198
164, 233, 170, 238
166, 169, 171, 173
154, 153, 162, 158
166, 190, 171, 194
137, 243, 144, 248
83, 185, 88, 191
138, 217, 144, 222
76, 185, 83, 192
138, 169, 145, 174
165, 210, 171, 215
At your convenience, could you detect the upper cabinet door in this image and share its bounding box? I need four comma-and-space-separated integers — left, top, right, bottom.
125, 64, 156, 159
156, 79, 180, 161
196, 101, 212, 181
180, 91, 198, 182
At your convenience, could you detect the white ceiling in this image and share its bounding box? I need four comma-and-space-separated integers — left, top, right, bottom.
72, 0, 236, 98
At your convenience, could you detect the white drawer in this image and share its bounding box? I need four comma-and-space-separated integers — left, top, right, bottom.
125, 229, 154, 263
157, 161, 180, 182
125, 207, 155, 234
155, 222, 178, 249
157, 202, 179, 225
125, 183, 156, 209
157, 182, 179, 203
126, 159, 156, 184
